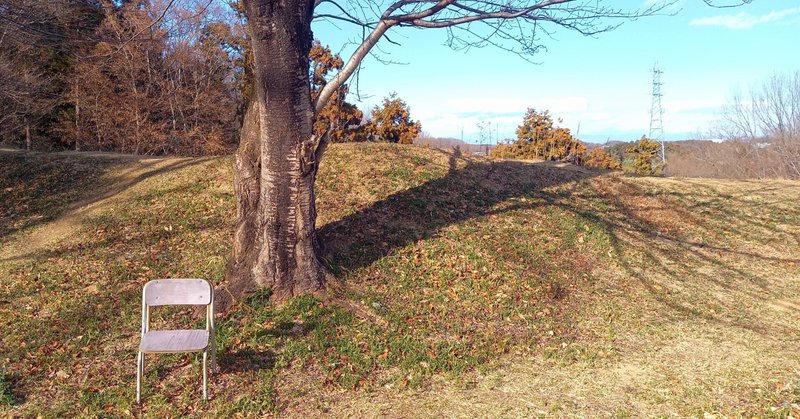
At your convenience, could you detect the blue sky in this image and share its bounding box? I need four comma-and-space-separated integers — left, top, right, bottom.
312, 1, 800, 143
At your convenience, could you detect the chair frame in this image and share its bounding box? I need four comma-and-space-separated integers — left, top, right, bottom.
136, 278, 216, 403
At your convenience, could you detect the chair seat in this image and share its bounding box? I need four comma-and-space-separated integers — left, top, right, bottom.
140, 329, 209, 353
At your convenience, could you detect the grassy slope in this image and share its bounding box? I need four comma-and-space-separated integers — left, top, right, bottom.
1, 143, 799, 417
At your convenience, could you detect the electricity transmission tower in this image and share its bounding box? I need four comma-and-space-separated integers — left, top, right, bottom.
649, 63, 666, 164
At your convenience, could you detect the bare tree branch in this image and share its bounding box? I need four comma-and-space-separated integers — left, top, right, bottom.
314, 0, 676, 114
314, 19, 392, 113
81, 0, 177, 58
702, 0, 753, 8
314, 0, 375, 26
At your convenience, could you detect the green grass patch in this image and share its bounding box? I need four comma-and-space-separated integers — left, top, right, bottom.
0, 368, 17, 406
2, 144, 800, 416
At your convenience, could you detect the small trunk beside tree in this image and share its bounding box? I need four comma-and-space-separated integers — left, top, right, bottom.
25, 120, 31, 151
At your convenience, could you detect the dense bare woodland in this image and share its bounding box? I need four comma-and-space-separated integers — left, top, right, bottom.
0, 0, 243, 155
0, 0, 424, 155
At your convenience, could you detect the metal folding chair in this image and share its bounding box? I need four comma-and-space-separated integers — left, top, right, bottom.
136, 278, 216, 403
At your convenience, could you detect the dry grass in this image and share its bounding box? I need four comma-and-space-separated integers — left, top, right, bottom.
1, 144, 799, 417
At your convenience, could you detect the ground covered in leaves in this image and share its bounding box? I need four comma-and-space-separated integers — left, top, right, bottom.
1, 143, 799, 417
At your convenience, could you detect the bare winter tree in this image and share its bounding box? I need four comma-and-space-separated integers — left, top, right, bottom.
0, 0, 88, 148
222, 0, 750, 305
1, 0, 244, 153
718, 71, 800, 179
63, 0, 243, 155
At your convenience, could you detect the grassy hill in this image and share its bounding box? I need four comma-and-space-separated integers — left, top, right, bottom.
1, 143, 799, 417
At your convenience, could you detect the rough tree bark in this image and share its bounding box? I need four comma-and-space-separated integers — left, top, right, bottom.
222, 0, 328, 306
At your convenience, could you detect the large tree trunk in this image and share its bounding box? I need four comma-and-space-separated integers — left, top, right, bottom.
221, 0, 327, 307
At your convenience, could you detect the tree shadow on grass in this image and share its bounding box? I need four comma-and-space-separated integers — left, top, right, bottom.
0, 368, 24, 407
219, 349, 276, 374
533, 177, 800, 338
3, 144, 798, 413
219, 320, 313, 374
320, 147, 800, 339
318, 150, 601, 274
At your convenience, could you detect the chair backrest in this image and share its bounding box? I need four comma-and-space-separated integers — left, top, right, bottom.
143, 279, 212, 307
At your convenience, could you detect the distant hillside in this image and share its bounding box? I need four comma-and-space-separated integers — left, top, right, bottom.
415, 136, 493, 154
666, 138, 799, 179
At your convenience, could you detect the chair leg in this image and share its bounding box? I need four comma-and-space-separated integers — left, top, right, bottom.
211, 336, 217, 373
136, 352, 143, 404
202, 351, 208, 401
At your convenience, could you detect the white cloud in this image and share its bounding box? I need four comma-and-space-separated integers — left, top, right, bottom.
421, 113, 522, 141
689, 7, 800, 30
412, 95, 592, 141
408, 88, 726, 141
418, 101, 721, 142
663, 98, 723, 112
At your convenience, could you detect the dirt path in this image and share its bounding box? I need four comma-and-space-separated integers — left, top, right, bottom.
0, 150, 205, 261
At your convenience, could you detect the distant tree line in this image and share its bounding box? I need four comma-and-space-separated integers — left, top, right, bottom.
666, 71, 799, 180
489, 108, 662, 175
491, 69, 799, 181
0, 0, 422, 155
